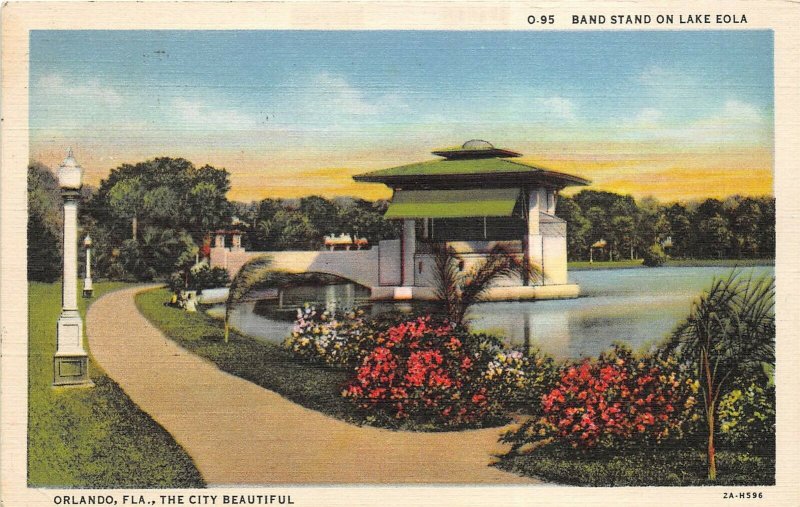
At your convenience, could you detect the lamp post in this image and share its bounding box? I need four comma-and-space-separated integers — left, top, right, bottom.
83, 235, 93, 298
54, 148, 92, 387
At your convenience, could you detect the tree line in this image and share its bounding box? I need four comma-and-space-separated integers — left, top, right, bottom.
27, 158, 399, 282
231, 195, 400, 252
556, 190, 775, 262
27, 157, 774, 283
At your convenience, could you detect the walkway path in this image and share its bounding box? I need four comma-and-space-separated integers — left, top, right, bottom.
86, 286, 537, 485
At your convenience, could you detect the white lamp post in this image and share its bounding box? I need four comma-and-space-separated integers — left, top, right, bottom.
54, 148, 92, 386
83, 235, 93, 298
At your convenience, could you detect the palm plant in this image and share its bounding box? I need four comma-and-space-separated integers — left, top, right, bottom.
223, 255, 275, 343
431, 244, 541, 327
669, 270, 775, 480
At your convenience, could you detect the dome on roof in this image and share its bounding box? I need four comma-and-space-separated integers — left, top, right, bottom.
462, 139, 494, 150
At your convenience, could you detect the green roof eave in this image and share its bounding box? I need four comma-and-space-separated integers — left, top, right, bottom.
384, 188, 520, 219
353, 158, 590, 187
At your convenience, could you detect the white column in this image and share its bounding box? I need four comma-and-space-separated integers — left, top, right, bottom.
401, 219, 416, 286
55, 191, 91, 386
62, 199, 78, 313
525, 188, 544, 285
83, 241, 93, 297
546, 190, 557, 214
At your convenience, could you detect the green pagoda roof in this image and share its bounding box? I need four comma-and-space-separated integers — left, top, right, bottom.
353, 140, 590, 188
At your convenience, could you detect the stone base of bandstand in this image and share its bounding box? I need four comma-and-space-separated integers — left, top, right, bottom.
369, 283, 580, 301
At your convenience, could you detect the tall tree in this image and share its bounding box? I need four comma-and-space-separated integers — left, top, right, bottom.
611, 215, 636, 260
90, 157, 232, 280
665, 203, 693, 259
27, 162, 63, 282
107, 176, 145, 239
555, 196, 590, 261
732, 198, 763, 259
756, 197, 776, 258
299, 196, 340, 237
584, 206, 609, 259
699, 214, 733, 259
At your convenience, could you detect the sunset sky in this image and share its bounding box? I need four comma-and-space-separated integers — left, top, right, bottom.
30, 30, 774, 203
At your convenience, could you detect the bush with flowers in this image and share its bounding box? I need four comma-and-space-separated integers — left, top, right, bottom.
339, 315, 549, 429
503, 345, 699, 451
718, 380, 775, 453
283, 305, 373, 367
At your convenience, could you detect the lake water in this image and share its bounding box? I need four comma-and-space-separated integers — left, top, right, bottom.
207, 266, 774, 360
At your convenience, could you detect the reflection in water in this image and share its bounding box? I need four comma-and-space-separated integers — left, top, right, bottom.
207, 266, 773, 360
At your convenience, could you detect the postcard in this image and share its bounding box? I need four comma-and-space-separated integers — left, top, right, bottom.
2, 1, 799, 506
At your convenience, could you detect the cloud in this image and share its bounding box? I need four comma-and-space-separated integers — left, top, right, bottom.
616, 100, 768, 145
675, 100, 767, 143
170, 97, 260, 131
718, 99, 762, 123
36, 73, 122, 106
296, 72, 407, 119
630, 108, 663, 127
534, 96, 577, 120
311, 72, 381, 114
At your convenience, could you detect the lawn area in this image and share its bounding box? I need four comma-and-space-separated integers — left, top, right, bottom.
494, 444, 775, 486
135, 287, 361, 427
28, 282, 204, 487
569, 258, 774, 270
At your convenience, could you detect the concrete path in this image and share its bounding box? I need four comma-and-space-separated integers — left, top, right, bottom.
86, 286, 537, 485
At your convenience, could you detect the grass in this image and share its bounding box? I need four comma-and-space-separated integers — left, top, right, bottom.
494, 443, 775, 486
135, 287, 359, 426
28, 281, 204, 488
569, 258, 774, 270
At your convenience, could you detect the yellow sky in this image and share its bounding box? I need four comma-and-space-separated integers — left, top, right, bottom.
31, 142, 773, 204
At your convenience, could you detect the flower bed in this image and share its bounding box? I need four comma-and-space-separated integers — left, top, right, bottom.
342, 316, 503, 427
502, 345, 698, 451
285, 309, 554, 429
284, 305, 370, 367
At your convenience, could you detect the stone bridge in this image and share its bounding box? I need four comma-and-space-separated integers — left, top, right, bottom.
210, 245, 386, 291
210, 239, 579, 302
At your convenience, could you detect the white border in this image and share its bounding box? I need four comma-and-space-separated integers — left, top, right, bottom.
3, 1, 799, 505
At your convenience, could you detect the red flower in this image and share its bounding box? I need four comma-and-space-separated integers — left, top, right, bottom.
342, 316, 501, 425
538, 347, 692, 449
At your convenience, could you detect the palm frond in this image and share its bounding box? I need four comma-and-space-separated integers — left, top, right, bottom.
670, 269, 775, 383
429, 243, 542, 326
224, 255, 274, 342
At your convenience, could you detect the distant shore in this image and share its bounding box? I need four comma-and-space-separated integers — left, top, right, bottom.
569, 258, 774, 271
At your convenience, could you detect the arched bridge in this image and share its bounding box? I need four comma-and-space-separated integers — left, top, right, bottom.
210, 247, 382, 289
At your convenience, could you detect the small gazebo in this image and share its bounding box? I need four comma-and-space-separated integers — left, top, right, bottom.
353, 140, 589, 299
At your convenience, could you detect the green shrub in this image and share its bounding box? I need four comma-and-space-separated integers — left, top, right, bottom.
642, 243, 667, 267
168, 264, 231, 293
189, 265, 231, 292
718, 381, 775, 452
494, 446, 774, 486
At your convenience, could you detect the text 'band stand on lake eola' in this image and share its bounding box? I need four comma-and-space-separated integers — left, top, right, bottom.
212, 140, 590, 301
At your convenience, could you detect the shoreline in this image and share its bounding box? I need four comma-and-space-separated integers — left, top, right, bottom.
569, 258, 774, 271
